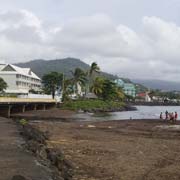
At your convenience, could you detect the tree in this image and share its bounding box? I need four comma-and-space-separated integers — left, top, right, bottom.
89, 62, 100, 77
42, 72, 63, 99
86, 62, 100, 94
71, 68, 87, 95
91, 77, 104, 97
116, 87, 125, 101
0, 77, 7, 93
62, 79, 74, 102
101, 79, 119, 101
29, 89, 39, 94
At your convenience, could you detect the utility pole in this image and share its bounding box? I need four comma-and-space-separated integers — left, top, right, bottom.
61, 73, 65, 102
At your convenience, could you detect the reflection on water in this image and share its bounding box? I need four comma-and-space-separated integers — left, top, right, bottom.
74, 106, 180, 121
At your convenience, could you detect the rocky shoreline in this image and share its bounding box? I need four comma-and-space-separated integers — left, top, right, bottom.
27, 118, 180, 180
11, 106, 137, 121
17, 122, 74, 180
82, 105, 137, 113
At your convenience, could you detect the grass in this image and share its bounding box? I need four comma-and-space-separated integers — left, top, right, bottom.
62, 99, 125, 111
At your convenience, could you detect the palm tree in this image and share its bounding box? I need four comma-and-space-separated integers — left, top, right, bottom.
91, 77, 104, 97
71, 68, 87, 95
116, 87, 125, 101
62, 79, 74, 101
86, 62, 100, 94
89, 62, 100, 77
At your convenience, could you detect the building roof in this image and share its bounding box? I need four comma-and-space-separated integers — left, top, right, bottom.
137, 93, 146, 97
0, 64, 40, 80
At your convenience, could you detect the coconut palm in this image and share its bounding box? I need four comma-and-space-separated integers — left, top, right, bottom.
71, 68, 87, 95
86, 62, 100, 94
91, 77, 104, 97
62, 78, 74, 101
116, 87, 125, 101
89, 62, 100, 77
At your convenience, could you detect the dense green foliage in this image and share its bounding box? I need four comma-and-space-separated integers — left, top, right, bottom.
91, 77, 104, 96
62, 99, 125, 111
0, 77, 7, 93
91, 78, 125, 101
101, 79, 118, 100
42, 72, 63, 99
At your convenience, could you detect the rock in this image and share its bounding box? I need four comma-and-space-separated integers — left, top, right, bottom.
39, 146, 48, 160
11, 175, 27, 180
22, 125, 48, 144
46, 148, 74, 180
20, 124, 73, 180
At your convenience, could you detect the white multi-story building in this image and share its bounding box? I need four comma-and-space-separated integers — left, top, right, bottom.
0, 63, 41, 94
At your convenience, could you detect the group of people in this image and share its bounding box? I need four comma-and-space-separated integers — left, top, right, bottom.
160, 111, 178, 122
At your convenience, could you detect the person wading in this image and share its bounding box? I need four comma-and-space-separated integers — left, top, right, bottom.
165, 110, 169, 120
160, 112, 163, 120
175, 112, 178, 122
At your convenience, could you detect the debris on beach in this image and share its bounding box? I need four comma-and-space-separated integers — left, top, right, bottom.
155, 125, 180, 131
87, 125, 96, 128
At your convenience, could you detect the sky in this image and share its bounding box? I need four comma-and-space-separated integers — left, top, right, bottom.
0, 0, 180, 81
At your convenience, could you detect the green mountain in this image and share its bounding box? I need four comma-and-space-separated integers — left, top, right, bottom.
15, 58, 118, 79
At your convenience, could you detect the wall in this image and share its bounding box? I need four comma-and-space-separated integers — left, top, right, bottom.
0, 74, 17, 92
18, 94, 52, 99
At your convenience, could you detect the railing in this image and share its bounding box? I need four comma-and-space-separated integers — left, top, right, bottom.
0, 97, 56, 103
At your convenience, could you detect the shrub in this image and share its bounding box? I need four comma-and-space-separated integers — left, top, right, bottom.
62, 99, 125, 111
19, 119, 28, 126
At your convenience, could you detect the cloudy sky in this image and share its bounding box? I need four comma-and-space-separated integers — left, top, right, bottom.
0, 0, 180, 81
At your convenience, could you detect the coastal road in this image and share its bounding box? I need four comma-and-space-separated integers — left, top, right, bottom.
0, 117, 52, 180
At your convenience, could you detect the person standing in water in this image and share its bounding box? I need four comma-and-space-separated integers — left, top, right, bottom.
175, 112, 178, 122
160, 112, 163, 120
170, 112, 175, 123
165, 110, 169, 120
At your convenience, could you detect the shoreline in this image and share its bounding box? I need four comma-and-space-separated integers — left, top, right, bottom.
25, 117, 180, 180
82, 104, 137, 113
10, 107, 180, 179
17, 121, 73, 180
129, 102, 180, 106
11, 106, 137, 121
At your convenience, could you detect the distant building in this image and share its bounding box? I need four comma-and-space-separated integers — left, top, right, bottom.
136, 92, 151, 102
114, 79, 125, 87
114, 78, 136, 97
0, 64, 41, 94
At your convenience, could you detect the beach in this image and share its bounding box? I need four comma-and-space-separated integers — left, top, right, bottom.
17, 109, 180, 180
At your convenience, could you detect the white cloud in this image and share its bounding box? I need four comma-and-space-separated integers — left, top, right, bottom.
143, 16, 180, 62
0, 9, 180, 81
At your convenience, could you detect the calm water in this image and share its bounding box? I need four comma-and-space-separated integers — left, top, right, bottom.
74, 106, 180, 121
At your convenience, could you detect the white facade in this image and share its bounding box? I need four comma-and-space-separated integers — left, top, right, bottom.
145, 92, 152, 102
0, 64, 41, 94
